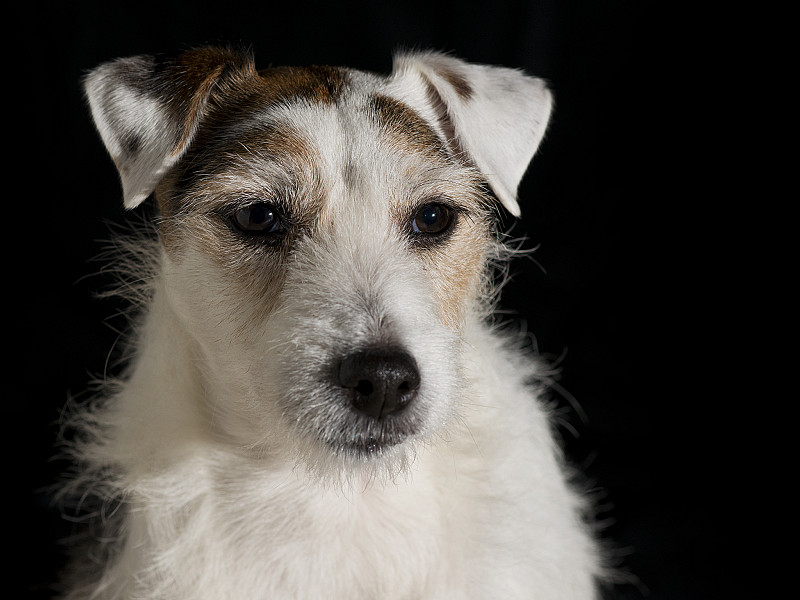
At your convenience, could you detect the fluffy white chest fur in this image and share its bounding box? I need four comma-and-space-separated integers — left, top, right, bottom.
61, 47, 607, 599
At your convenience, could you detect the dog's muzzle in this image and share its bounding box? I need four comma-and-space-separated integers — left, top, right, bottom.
338, 347, 420, 420
305, 346, 427, 455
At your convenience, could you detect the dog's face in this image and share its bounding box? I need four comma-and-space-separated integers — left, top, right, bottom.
84, 47, 551, 477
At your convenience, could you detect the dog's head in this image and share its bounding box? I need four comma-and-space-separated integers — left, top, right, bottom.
84, 47, 551, 478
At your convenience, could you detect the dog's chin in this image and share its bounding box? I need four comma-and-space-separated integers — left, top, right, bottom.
288, 417, 426, 488
334, 432, 414, 461
333, 410, 422, 454
341, 435, 403, 456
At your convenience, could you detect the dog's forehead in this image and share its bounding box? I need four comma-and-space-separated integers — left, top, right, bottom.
203, 65, 450, 179
157, 61, 487, 226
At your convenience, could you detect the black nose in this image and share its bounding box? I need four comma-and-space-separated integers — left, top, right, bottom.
338, 348, 421, 420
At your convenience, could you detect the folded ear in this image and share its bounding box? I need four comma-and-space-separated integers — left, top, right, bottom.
390, 51, 553, 217
84, 46, 256, 208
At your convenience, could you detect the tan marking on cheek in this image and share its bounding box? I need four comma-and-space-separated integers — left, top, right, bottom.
419, 224, 490, 329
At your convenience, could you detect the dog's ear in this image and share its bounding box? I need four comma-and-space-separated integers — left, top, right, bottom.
83, 47, 256, 209
391, 52, 552, 217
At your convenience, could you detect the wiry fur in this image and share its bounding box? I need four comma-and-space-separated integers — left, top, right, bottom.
57, 47, 611, 599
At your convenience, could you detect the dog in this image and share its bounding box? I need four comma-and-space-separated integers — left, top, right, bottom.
58, 46, 609, 599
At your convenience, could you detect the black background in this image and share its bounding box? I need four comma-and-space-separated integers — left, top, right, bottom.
12, 1, 727, 598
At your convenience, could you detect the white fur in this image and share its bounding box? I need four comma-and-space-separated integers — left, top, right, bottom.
61, 49, 607, 599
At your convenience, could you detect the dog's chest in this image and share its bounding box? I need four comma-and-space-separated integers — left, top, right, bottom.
193, 470, 469, 599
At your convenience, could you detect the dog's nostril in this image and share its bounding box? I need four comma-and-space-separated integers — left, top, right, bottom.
338, 348, 420, 420
355, 380, 374, 397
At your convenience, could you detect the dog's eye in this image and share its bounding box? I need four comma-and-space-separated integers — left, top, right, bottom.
232, 203, 282, 234
411, 203, 455, 235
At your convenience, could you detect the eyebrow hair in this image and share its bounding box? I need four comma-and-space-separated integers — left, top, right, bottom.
367, 93, 448, 158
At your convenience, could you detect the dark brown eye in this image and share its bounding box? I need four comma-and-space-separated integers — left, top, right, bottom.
232, 203, 281, 234
411, 203, 454, 235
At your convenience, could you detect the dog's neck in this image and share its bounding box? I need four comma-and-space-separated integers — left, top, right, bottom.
110, 283, 224, 470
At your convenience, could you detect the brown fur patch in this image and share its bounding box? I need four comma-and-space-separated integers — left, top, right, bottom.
257, 65, 350, 106
151, 48, 350, 230
171, 64, 225, 157
156, 75, 333, 252
150, 58, 352, 325
156, 119, 321, 253
153, 47, 260, 157
145, 48, 350, 194
156, 48, 351, 120
154, 111, 328, 327
368, 94, 447, 157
